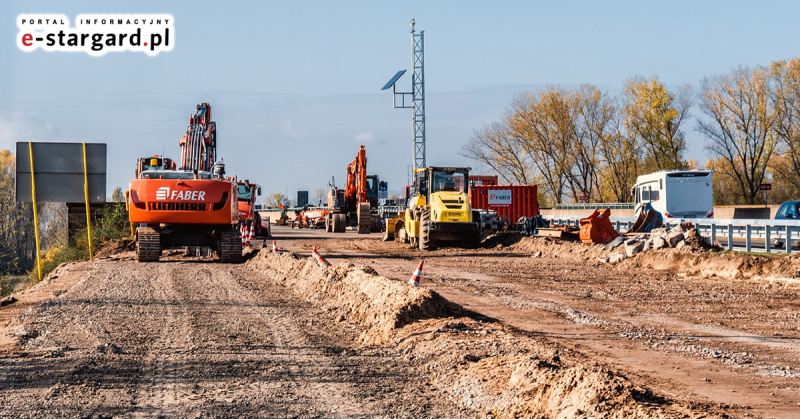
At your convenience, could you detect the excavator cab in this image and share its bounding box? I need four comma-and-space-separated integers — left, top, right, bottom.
136, 156, 176, 178
404, 166, 481, 250
366, 175, 379, 208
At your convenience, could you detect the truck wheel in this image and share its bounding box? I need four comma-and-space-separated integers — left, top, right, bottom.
325, 214, 332, 232
419, 208, 435, 251
136, 227, 161, 262
332, 213, 344, 233
370, 214, 382, 232
254, 212, 263, 237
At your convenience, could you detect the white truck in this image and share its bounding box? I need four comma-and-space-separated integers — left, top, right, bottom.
632, 170, 714, 219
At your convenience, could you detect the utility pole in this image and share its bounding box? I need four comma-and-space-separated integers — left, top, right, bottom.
382, 18, 427, 172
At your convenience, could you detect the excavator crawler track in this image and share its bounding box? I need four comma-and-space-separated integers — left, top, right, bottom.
136, 227, 161, 262
219, 229, 243, 263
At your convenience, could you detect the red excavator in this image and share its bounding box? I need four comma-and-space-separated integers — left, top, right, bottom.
325, 145, 381, 233
127, 103, 241, 262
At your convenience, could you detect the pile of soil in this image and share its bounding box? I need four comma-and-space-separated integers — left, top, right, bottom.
246, 249, 726, 418
495, 233, 800, 283
246, 251, 458, 344
508, 236, 609, 261
480, 232, 526, 248
94, 240, 132, 258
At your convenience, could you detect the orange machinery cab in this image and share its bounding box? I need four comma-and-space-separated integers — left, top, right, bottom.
129, 177, 237, 226
236, 182, 258, 222
238, 199, 253, 221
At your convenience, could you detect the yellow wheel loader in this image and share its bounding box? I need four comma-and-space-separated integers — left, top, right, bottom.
403, 166, 481, 250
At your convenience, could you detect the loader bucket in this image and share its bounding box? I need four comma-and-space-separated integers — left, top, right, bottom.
579, 208, 619, 245
627, 203, 663, 233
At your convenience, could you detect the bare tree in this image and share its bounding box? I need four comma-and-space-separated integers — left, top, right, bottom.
769, 58, 800, 194
508, 88, 573, 203
698, 66, 778, 204
311, 188, 327, 206
598, 131, 638, 202
569, 84, 614, 201
460, 121, 532, 185
0, 150, 35, 275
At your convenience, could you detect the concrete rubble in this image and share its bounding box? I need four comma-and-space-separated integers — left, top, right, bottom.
594, 224, 720, 264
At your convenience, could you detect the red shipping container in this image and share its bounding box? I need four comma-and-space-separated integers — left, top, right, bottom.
470, 185, 539, 223
470, 175, 498, 187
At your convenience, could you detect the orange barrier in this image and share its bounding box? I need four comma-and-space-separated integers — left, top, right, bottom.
579, 208, 619, 245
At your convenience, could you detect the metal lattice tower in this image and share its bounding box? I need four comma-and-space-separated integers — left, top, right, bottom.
411, 19, 426, 170
381, 18, 427, 172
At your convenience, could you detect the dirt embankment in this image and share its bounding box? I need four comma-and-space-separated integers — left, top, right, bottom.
246, 250, 727, 418
489, 233, 800, 282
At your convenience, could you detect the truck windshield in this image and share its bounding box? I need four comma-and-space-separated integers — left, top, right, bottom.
431, 170, 468, 193
237, 184, 253, 202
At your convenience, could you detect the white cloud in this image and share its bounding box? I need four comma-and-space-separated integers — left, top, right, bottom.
0, 111, 60, 151
280, 118, 309, 139
354, 131, 375, 144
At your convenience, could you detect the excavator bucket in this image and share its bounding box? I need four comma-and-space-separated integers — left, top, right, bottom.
579, 208, 619, 245
627, 203, 663, 233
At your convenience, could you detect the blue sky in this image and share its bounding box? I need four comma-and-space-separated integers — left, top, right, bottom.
2, 1, 800, 201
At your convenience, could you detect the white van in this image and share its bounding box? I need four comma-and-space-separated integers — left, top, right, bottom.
632, 170, 714, 219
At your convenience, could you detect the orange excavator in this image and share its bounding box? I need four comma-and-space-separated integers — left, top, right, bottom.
127, 103, 241, 262
325, 145, 382, 234
235, 179, 268, 236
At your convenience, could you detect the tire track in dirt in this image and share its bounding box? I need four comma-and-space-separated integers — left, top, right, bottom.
1, 259, 470, 418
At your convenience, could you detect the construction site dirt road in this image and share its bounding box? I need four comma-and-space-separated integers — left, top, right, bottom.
272, 226, 800, 419
0, 257, 468, 418
1, 225, 799, 418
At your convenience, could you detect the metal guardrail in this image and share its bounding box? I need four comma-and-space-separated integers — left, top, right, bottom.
554, 203, 634, 210
257, 205, 406, 217
542, 215, 800, 254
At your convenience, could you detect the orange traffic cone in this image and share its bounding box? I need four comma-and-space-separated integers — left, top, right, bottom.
312, 245, 332, 267
249, 223, 256, 242
408, 260, 424, 287
272, 240, 279, 254
241, 224, 246, 247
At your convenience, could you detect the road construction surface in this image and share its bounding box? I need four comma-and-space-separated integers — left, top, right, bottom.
272, 225, 800, 419
2, 225, 800, 418
0, 257, 468, 418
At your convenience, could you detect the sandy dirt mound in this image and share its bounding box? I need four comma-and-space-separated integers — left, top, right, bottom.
246, 249, 726, 418
493, 233, 800, 282
246, 251, 458, 344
